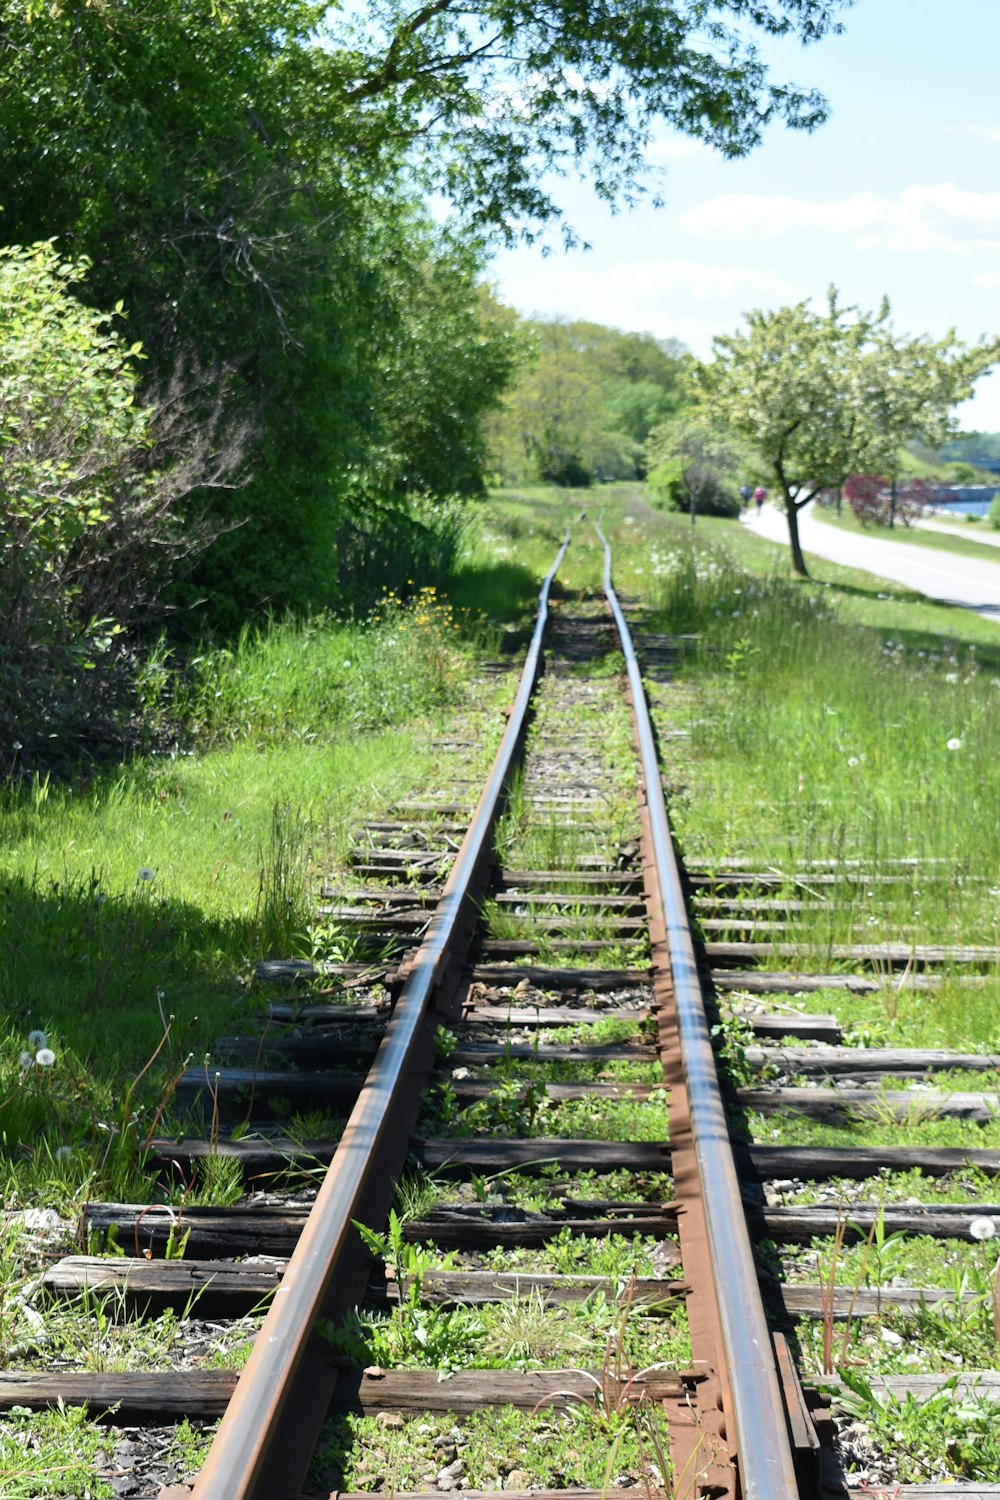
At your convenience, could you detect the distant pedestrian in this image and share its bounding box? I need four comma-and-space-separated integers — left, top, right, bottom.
753, 486, 767, 515
740, 484, 751, 509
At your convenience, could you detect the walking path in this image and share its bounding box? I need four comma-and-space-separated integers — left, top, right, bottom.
745, 504, 1000, 623
918, 515, 1000, 548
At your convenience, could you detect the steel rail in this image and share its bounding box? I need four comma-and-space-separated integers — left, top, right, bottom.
596, 522, 800, 1500
192, 529, 572, 1500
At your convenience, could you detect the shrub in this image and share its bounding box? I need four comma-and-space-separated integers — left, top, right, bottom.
845, 474, 933, 528
989, 495, 1000, 530
645, 459, 738, 517
0, 243, 244, 764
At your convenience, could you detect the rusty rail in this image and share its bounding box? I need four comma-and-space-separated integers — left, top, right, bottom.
596, 520, 800, 1500
191, 529, 572, 1500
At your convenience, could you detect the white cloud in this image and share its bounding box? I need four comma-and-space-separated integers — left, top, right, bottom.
680, 182, 1000, 255
492, 257, 797, 356
971, 271, 1000, 288
644, 133, 713, 165
952, 125, 1000, 144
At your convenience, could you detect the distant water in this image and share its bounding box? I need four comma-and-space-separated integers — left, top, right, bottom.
932, 486, 998, 518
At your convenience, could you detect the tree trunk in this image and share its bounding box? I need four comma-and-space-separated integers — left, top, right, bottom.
786, 502, 809, 576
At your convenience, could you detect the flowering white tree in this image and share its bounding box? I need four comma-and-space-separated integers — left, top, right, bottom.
693, 290, 1000, 576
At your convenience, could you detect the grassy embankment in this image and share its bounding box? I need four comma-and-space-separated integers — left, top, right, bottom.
0, 526, 554, 1212
811, 503, 1000, 561
630, 493, 1000, 1472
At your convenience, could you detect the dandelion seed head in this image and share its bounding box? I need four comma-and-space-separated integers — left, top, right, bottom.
847, 756, 860, 768
969, 1217, 997, 1241
27, 1030, 47, 1050
54, 1146, 74, 1162
35, 1048, 55, 1067
137, 867, 155, 881
18, 1050, 32, 1070
946, 738, 962, 751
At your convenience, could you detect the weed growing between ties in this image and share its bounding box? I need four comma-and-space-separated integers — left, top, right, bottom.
831, 1369, 1000, 1485
312, 1403, 673, 1495
0, 1404, 115, 1499
394, 1164, 674, 1215
478, 1229, 675, 1279
423, 1081, 668, 1141
725, 979, 1000, 1053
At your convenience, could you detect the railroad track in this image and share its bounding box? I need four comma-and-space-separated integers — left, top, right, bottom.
8, 524, 1000, 1498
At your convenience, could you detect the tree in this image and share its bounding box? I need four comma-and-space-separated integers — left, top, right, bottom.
646, 415, 743, 521
0, 242, 244, 757
487, 318, 690, 484
844, 474, 934, 529
1, 3, 529, 627
693, 291, 1000, 575
335, 1, 850, 238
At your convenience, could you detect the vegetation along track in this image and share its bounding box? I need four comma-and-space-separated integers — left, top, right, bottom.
8, 523, 1000, 1499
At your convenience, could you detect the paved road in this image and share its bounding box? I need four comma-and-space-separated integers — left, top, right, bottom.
745, 504, 1000, 623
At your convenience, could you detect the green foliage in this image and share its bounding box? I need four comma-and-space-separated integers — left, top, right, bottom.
0, 5, 520, 636
0, 0, 850, 647
645, 415, 743, 518
989, 495, 1000, 530
175, 587, 481, 745
694, 289, 1000, 573
340, 1, 847, 236
834, 1369, 1000, 1483
0, 1403, 115, 1498
646, 524, 1000, 950
488, 319, 689, 485
0, 242, 230, 758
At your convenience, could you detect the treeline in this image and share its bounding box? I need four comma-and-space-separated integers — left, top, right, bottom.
486, 320, 689, 486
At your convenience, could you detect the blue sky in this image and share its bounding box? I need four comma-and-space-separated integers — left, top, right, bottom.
488, 0, 1000, 431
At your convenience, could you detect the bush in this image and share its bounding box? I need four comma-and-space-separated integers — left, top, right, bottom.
845, 474, 933, 528
989, 495, 1000, 530
645, 459, 739, 517
0, 243, 244, 765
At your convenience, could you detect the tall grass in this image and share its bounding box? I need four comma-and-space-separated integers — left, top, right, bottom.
172, 587, 491, 745
646, 529, 1000, 948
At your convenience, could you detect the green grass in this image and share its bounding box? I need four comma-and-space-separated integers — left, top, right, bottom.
0, 1406, 115, 1498
637, 525, 1000, 950
747, 1112, 1000, 1150
0, 600, 512, 1203
315, 1402, 675, 1495
812, 503, 1000, 564
628, 498, 1000, 656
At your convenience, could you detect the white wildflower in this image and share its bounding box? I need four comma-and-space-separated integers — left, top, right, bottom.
35, 1048, 56, 1067
847, 756, 860, 768
946, 738, 962, 752
969, 1217, 997, 1241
